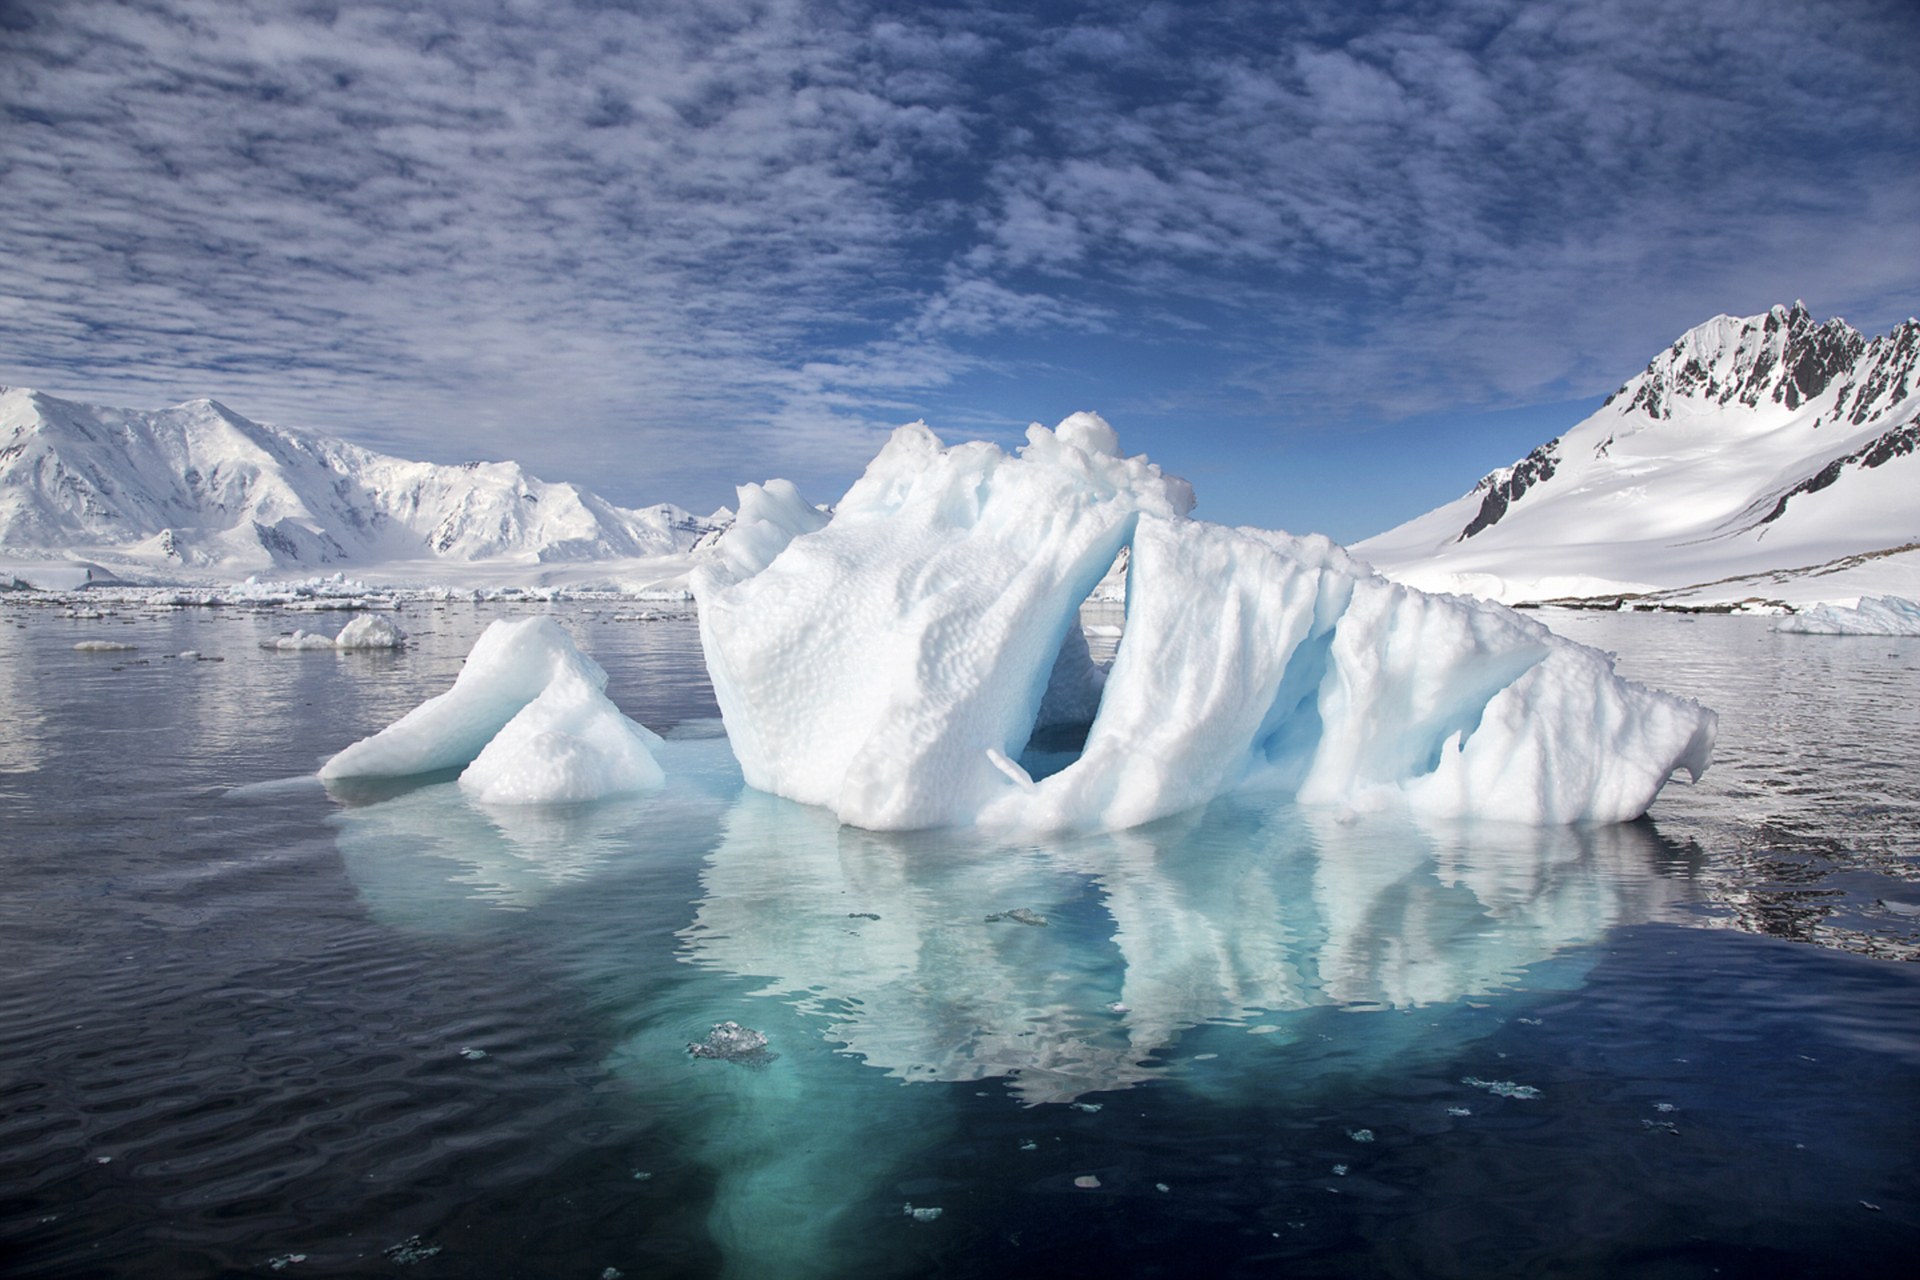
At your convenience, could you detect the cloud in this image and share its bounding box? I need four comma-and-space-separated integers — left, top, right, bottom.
0, 0, 1914, 522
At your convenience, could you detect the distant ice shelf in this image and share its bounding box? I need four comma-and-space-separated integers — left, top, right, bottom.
1775, 595, 1920, 636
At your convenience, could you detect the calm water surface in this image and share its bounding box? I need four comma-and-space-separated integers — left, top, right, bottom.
1, 600, 1915, 1278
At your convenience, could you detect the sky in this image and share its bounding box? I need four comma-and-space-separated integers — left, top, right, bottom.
2, 0, 1916, 543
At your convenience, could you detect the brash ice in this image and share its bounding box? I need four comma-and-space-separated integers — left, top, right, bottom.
694, 415, 1715, 831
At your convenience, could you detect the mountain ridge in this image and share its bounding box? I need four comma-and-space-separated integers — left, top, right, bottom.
1354, 302, 1920, 608
0, 387, 726, 579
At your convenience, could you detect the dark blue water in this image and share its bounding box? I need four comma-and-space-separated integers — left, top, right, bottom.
1, 601, 1915, 1277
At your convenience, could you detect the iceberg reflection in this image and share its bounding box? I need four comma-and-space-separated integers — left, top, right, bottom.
327, 732, 736, 924
680, 792, 1693, 1103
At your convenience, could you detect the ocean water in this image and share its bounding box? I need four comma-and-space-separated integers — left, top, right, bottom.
1, 600, 1916, 1278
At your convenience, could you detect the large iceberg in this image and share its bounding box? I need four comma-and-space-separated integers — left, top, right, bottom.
693, 416, 1715, 831
320, 617, 665, 805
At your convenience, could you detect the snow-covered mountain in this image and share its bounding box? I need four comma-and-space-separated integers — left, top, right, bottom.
0, 387, 726, 578
1354, 303, 1919, 607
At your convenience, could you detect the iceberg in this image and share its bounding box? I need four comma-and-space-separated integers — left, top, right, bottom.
319, 616, 664, 805
1776, 595, 1920, 636
263, 614, 408, 650
693, 416, 1715, 831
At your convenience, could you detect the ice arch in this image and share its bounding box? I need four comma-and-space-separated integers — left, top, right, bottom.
693, 416, 1714, 832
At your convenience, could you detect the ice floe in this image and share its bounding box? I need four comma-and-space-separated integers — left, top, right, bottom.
694, 416, 1715, 831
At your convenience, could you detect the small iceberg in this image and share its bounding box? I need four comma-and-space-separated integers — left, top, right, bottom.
319, 617, 664, 805
264, 614, 408, 650
1776, 595, 1920, 636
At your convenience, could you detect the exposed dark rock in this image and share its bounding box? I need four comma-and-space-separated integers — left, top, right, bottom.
1460, 439, 1559, 540
1760, 416, 1920, 525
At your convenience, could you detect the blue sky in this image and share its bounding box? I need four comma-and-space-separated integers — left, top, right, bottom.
2, 0, 1915, 542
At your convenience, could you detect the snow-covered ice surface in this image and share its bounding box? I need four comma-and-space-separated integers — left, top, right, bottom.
695, 416, 1715, 831
320, 617, 664, 805
1775, 595, 1920, 636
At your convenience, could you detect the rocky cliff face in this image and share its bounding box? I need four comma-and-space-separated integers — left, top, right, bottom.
0, 388, 725, 573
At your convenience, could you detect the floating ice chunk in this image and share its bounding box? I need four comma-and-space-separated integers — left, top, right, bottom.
383, 1236, 441, 1265
1462, 1076, 1540, 1099
688, 1021, 772, 1064
73, 640, 137, 652
902, 1204, 943, 1222
319, 617, 663, 805
1776, 595, 1920, 636
694, 418, 1714, 832
265, 614, 407, 650
335, 614, 407, 648
263, 630, 338, 650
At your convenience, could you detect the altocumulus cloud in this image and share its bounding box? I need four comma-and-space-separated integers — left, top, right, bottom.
1, 0, 1915, 525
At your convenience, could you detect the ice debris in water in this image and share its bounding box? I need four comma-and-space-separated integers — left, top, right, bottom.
903, 1204, 943, 1222
1463, 1076, 1541, 1099
1447, 1106, 1473, 1117
1074, 1175, 1102, 1189
263, 614, 407, 650
688, 1021, 772, 1064
1775, 595, 1920, 636
383, 1236, 441, 1265
458, 1047, 487, 1061
1347, 1129, 1375, 1143
1332, 1164, 1349, 1176
693, 416, 1715, 833
319, 617, 664, 805
266, 1254, 307, 1270
984, 907, 1048, 927
73, 640, 137, 652
1069, 1101, 1103, 1113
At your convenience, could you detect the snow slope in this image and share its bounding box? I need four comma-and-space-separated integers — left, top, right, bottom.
0, 387, 725, 580
1353, 303, 1920, 607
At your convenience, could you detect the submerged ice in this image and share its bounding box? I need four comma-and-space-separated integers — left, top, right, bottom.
319, 616, 664, 805
694, 416, 1715, 831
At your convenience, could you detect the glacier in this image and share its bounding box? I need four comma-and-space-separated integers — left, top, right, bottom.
319, 617, 664, 805
694, 416, 1716, 832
